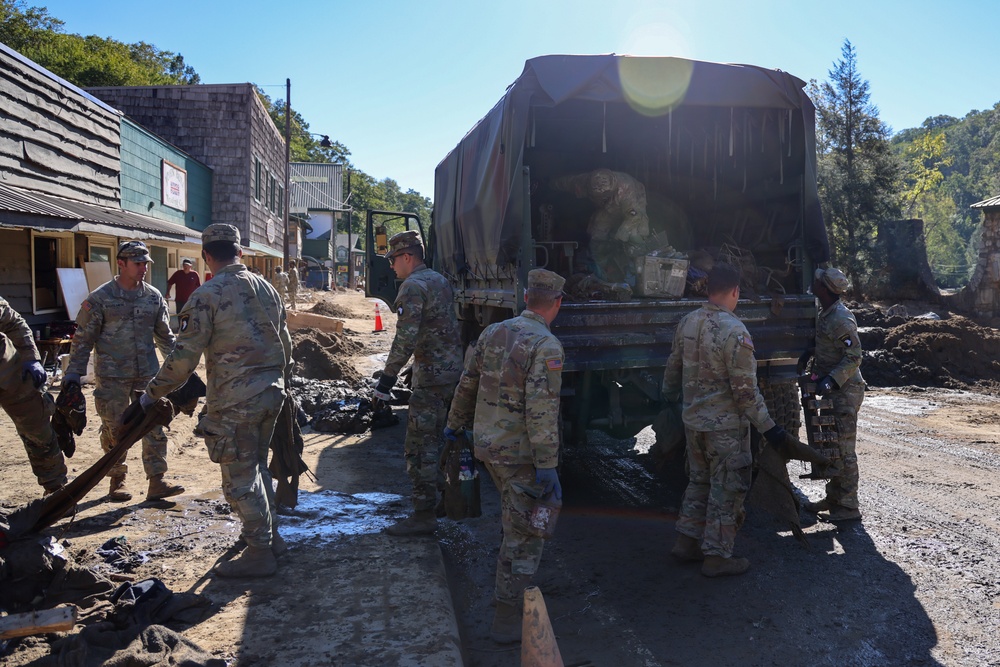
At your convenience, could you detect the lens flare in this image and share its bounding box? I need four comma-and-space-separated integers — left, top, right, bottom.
618, 57, 694, 117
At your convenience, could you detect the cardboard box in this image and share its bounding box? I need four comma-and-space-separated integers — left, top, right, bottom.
635, 256, 689, 298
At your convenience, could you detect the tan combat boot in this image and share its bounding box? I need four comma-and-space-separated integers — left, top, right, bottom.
215, 546, 278, 578
108, 475, 132, 502
385, 510, 437, 537
819, 505, 862, 522
271, 531, 288, 557
147, 473, 185, 501
701, 555, 750, 578
802, 497, 833, 513
490, 600, 522, 644
670, 534, 704, 562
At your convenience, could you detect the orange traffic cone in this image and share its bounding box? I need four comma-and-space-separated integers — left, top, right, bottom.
521, 586, 563, 667
373, 303, 384, 333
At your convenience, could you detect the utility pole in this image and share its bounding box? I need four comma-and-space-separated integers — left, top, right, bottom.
347, 168, 354, 289
282, 78, 291, 265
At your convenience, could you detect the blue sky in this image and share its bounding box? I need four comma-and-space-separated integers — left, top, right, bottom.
37, 0, 1000, 199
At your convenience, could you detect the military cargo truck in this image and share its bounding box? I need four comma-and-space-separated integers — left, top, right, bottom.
366, 54, 829, 445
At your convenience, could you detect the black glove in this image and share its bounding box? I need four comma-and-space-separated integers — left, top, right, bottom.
22, 360, 46, 389
816, 375, 839, 394
373, 373, 396, 402
443, 427, 460, 441
120, 393, 153, 428
535, 467, 562, 501
763, 424, 787, 446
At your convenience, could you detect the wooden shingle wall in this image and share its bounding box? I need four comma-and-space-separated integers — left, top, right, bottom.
0, 48, 121, 205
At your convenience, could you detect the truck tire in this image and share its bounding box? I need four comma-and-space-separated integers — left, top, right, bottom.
759, 379, 802, 435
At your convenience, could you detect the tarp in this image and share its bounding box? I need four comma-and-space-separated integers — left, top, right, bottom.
434, 54, 830, 278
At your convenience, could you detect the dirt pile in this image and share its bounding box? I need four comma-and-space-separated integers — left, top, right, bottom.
310, 301, 356, 319
291, 329, 364, 384
853, 302, 1000, 392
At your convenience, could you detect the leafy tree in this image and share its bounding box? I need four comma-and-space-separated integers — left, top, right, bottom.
0, 0, 199, 85
812, 40, 901, 293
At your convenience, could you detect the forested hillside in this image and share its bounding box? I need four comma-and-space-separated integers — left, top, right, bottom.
892, 106, 1000, 287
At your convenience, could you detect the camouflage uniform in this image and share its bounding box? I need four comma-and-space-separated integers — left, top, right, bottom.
67, 272, 175, 482
551, 169, 650, 281
273, 270, 289, 305
814, 299, 865, 510
145, 227, 293, 550
287, 264, 299, 309
383, 258, 463, 514
0, 296, 67, 490
662, 303, 776, 558
447, 271, 565, 606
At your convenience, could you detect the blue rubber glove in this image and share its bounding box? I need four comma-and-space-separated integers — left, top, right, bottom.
62, 372, 81, 388
22, 360, 46, 389
121, 393, 154, 427
535, 467, 562, 501
816, 375, 839, 394
443, 427, 459, 441
373, 373, 396, 402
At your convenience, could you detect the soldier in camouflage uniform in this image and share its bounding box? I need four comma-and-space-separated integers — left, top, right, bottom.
128, 224, 294, 578
286, 260, 300, 310
273, 266, 289, 305
446, 268, 566, 644
802, 267, 865, 522
64, 241, 184, 502
0, 296, 67, 493
662, 263, 792, 578
372, 230, 463, 536
551, 168, 651, 281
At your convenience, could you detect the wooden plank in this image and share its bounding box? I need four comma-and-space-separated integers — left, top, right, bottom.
0, 606, 77, 640
286, 310, 344, 334
84, 261, 112, 292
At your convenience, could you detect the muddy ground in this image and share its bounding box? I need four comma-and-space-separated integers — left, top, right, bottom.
3, 290, 1000, 666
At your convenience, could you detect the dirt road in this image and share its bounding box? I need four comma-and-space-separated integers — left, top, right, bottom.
2, 289, 999, 666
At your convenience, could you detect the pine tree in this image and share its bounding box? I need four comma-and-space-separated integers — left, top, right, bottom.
813, 40, 901, 293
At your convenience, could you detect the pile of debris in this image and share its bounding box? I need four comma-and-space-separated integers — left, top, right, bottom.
854, 302, 1000, 393
309, 302, 356, 320
291, 329, 364, 384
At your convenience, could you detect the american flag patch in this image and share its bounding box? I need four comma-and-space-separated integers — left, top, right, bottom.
82, 300, 92, 311
545, 358, 562, 371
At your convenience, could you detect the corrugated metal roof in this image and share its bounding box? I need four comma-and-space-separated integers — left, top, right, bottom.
971, 195, 1000, 209
0, 183, 201, 242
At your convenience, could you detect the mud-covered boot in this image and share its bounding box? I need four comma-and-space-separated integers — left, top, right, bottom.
802, 497, 833, 513
490, 600, 522, 644
272, 531, 288, 557
146, 473, 185, 500
385, 510, 437, 537
701, 555, 750, 578
108, 475, 132, 502
670, 534, 704, 562
819, 505, 862, 522
215, 546, 277, 578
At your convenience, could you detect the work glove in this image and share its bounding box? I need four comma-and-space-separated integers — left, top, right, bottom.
443, 427, 460, 441
22, 360, 46, 389
762, 424, 788, 447
62, 372, 82, 389
535, 467, 563, 501
816, 375, 839, 395
121, 393, 155, 428
372, 373, 396, 403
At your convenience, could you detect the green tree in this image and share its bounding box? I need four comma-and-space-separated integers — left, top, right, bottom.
813, 40, 901, 293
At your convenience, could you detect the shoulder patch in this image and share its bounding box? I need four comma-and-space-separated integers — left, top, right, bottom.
840, 334, 854, 348
82, 300, 92, 311
179, 314, 190, 332
545, 358, 563, 371
737, 334, 755, 351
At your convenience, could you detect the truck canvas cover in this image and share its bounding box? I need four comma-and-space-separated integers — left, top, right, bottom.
434, 54, 829, 277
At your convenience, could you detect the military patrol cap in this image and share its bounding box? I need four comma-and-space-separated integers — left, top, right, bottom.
117, 241, 153, 263
387, 230, 423, 258
527, 268, 566, 294
815, 267, 850, 295
202, 223, 241, 245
